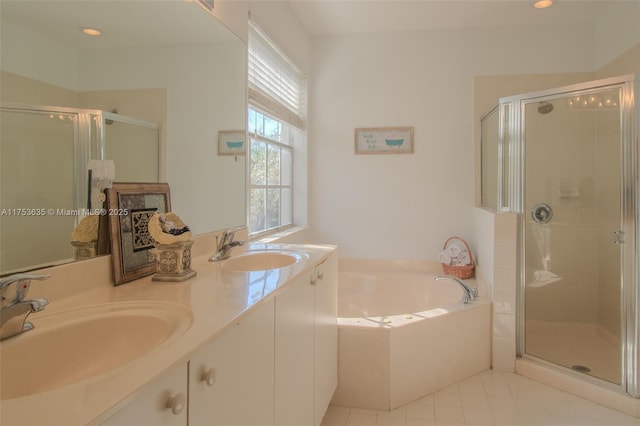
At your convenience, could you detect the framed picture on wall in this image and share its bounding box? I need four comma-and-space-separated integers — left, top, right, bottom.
106, 182, 171, 285
354, 127, 414, 154
218, 130, 246, 155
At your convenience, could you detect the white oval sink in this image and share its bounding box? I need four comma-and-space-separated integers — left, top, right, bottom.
0, 301, 192, 400
222, 250, 306, 272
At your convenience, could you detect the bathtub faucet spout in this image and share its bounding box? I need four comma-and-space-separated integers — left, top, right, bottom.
434, 275, 478, 304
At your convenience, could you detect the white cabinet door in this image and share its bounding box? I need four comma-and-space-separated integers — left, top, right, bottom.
100, 363, 187, 426
274, 270, 315, 426
314, 253, 338, 426
189, 298, 275, 426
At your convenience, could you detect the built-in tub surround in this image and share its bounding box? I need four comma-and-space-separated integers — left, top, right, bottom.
332, 259, 491, 411
0, 233, 335, 425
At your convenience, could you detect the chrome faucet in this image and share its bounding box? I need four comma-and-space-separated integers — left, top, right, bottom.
434, 275, 478, 304
209, 228, 245, 262
0, 273, 50, 340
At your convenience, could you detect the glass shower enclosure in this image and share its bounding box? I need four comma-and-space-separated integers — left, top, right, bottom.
0, 103, 160, 273
485, 74, 639, 396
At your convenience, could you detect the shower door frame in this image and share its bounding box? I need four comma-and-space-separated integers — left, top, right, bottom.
0, 103, 100, 217
1, 103, 162, 188
498, 74, 639, 397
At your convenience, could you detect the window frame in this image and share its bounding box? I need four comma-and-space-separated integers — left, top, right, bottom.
247, 19, 306, 237
248, 107, 295, 236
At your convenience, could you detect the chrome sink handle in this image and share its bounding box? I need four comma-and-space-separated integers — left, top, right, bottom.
0, 273, 50, 340
0, 298, 49, 340
209, 228, 245, 262
0, 273, 51, 307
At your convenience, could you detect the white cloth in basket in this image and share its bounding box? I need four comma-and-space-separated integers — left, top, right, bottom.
446, 241, 466, 258
440, 240, 472, 266
454, 251, 471, 266
438, 251, 452, 265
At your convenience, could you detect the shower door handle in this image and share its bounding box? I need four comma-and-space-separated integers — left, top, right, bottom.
613, 230, 625, 244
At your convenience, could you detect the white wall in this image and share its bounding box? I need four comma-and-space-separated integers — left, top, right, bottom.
594, 1, 640, 70
309, 23, 595, 259
0, 18, 79, 90
80, 41, 246, 234
245, 1, 312, 77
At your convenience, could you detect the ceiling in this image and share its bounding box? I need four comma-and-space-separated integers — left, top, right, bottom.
2, 1, 623, 47
0, 0, 235, 50
286, 0, 618, 36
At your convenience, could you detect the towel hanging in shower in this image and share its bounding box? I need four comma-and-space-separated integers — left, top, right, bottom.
528, 223, 562, 287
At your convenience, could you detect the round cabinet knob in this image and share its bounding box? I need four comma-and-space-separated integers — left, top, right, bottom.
317, 271, 324, 280
166, 392, 186, 415
201, 368, 217, 386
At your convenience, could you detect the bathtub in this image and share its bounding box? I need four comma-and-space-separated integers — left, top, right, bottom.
332, 259, 491, 411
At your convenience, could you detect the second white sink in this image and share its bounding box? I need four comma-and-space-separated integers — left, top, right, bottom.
222, 250, 306, 272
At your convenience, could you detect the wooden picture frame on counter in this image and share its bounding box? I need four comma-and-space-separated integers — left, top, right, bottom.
106, 182, 171, 285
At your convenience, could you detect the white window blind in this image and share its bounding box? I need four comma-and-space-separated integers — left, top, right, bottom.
248, 20, 306, 130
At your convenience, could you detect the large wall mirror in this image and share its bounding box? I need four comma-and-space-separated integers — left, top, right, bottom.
0, 0, 247, 275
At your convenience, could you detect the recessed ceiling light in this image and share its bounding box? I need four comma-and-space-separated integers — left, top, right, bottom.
81, 27, 102, 36
534, 0, 554, 9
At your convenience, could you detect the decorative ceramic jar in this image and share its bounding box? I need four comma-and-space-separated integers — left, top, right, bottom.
148, 212, 197, 282
152, 240, 196, 282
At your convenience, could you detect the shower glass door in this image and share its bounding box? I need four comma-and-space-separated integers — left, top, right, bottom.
522, 85, 623, 385
0, 108, 79, 272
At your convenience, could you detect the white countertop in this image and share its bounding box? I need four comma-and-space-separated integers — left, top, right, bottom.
0, 242, 335, 426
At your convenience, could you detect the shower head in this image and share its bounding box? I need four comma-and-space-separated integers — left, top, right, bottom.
538, 101, 554, 114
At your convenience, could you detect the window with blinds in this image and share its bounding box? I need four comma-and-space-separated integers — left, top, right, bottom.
248, 20, 306, 130
248, 20, 306, 235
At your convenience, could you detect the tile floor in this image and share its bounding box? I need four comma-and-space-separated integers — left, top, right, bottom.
320, 370, 640, 426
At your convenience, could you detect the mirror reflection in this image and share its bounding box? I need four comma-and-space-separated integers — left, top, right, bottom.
0, 0, 247, 275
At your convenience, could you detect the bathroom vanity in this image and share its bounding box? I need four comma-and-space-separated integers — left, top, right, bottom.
0, 241, 337, 426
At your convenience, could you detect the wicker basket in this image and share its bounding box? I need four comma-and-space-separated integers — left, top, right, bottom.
440, 236, 475, 279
